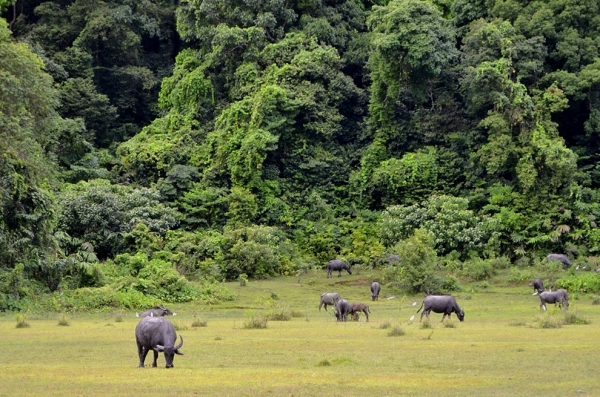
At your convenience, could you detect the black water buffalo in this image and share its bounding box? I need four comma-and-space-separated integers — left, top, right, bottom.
416, 295, 465, 322
546, 254, 572, 269
349, 302, 370, 322
539, 289, 569, 311
135, 316, 184, 368
531, 278, 544, 295
327, 259, 351, 278
371, 282, 380, 301
319, 292, 341, 311
334, 299, 351, 322
139, 306, 173, 318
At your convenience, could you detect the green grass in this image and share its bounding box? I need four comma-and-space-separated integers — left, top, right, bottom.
1, 269, 600, 396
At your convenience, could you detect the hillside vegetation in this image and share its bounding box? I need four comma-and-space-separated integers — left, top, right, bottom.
2, 0, 600, 310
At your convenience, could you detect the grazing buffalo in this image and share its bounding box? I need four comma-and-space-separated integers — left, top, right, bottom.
334, 299, 351, 322
539, 289, 569, 311
327, 259, 351, 278
319, 292, 341, 311
139, 306, 173, 318
546, 254, 572, 269
531, 278, 544, 295
135, 317, 184, 368
416, 295, 465, 322
349, 303, 370, 322
371, 282, 380, 301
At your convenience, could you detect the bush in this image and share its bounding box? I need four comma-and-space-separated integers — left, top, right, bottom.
508, 266, 535, 283
58, 179, 179, 258
562, 311, 591, 325
536, 314, 562, 329
243, 316, 268, 329
57, 314, 70, 326
15, 312, 30, 328
56, 286, 155, 311
390, 229, 438, 293
191, 318, 208, 327
387, 325, 405, 336
555, 274, 600, 293
380, 195, 492, 257
463, 258, 495, 281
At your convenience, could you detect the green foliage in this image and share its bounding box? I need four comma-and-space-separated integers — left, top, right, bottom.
219, 225, 297, 280
380, 195, 492, 256
390, 229, 438, 293
556, 274, 600, 293
0, 20, 60, 270
57, 180, 179, 258
463, 258, 495, 281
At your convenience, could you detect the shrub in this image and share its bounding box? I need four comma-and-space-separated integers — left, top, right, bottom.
172, 321, 189, 331
508, 266, 535, 283
191, 318, 208, 327
238, 273, 248, 286
443, 321, 456, 328
317, 360, 331, 366
388, 325, 405, 336
562, 311, 591, 325
15, 312, 30, 328
57, 314, 70, 326
536, 314, 562, 329
420, 319, 433, 329
379, 320, 391, 329
390, 229, 438, 293
380, 195, 492, 257
555, 274, 600, 293
463, 258, 495, 281
244, 316, 268, 329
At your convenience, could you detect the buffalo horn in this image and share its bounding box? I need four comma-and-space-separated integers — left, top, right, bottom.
175, 335, 183, 350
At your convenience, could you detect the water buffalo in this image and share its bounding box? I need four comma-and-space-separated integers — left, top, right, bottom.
327, 259, 351, 278
334, 299, 351, 322
139, 306, 173, 318
546, 254, 572, 269
319, 292, 341, 311
349, 302, 370, 322
531, 278, 544, 295
539, 289, 569, 311
135, 316, 184, 368
416, 295, 465, 322
371, 282, 380, 301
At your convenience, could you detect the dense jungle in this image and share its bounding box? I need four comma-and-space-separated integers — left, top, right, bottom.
2, 0, 600, 311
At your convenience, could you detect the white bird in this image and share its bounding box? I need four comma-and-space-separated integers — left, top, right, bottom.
151, 312, 154, 317
409, 315, 415, 322
412, 302, 417, 306
386, 296, 395, 300
135, 312, 139, 317
173, 313, 177, 316
576, 266, 580, 270
532, 292, 538, 295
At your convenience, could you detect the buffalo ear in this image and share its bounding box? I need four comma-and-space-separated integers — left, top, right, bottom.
175, 350, 184, 355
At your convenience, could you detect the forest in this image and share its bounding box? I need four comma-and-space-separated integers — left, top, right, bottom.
2, 0, 600, 311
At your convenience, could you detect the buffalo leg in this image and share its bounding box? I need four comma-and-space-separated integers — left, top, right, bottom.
138, 346, 150, 368
364, 310, 369, 322
152, 350, 159, 367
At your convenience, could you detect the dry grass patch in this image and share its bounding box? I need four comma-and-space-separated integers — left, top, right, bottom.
57, 314, 70, 326
191, 318, 208, 327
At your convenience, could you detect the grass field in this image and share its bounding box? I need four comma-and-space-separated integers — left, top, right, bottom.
1, 269, 599, 396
